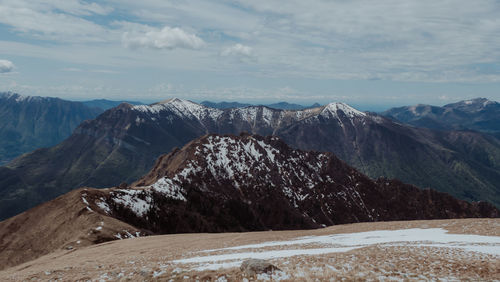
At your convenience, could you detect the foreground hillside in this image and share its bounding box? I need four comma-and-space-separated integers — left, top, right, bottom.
1, 218, 498, 281
2, 98, 500, 220
0, 92, 102, 164
0, 134, 497, 271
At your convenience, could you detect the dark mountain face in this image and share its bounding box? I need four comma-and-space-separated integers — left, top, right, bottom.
382, 98, 500, 134
0, 92, 103, 165
2, 98, 500, 220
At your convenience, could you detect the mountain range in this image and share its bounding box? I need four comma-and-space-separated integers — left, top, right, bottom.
0, 92, 103, 165
1, 133, 496, 270
383, 98, 500, 137
1, 98, 499, 220
201, 101, 321, 110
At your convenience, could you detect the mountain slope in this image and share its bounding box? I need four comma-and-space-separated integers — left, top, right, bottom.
0, 92, 103, 164
2, 98, 500, 220
1, 133, 496, 270
0, 187, 143, 271
382, 98, 500, 134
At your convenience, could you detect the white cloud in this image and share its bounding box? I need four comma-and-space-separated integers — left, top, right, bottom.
0, 60, 15, 73
221, 44, 253, 57
0, 0, 113, 42
122, 26, 205, 50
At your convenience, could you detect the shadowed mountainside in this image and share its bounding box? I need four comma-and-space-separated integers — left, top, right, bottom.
1, 98, 500, 220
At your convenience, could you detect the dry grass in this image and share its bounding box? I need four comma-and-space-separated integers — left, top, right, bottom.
0, 218, 498, 281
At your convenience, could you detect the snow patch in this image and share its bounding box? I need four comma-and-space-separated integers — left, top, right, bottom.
96, 199, 111, 214
176, 228, 500, 271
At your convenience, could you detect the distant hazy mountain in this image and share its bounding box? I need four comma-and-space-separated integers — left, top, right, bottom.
200, 101, 252, 109
265, 102, 311, 110
383, 98, 500, 135
1, 98, 499, 220
201, 101, 319, 110
0, 92, 103, 164
1, 133, 496, 270
82, 99, 144, 111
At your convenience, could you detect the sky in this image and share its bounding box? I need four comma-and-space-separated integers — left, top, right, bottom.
0, 0, 500, 110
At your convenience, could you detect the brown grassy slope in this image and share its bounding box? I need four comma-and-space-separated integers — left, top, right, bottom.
0, 188, 142, 271
0, 218, 498, 281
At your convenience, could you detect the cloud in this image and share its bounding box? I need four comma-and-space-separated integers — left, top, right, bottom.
122, 26, 205, 50
0, 0, 113, 42
221, 44, 253, 57
0, 60, 15, 73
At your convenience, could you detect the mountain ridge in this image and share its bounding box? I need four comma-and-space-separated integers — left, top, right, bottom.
382, 97, 500, 134
1, 133, 496, 271
1, 98, 500, 220
200, 100, 320, 110
0, 92, 103, 164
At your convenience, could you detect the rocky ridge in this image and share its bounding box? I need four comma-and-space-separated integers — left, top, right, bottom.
2, 98, 500, 220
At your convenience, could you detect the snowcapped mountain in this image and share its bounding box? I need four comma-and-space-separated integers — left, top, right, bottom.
2, 98, 500, 220
1, 133, 496, 270
104, 134, 497, 232
0, 92, 103, 164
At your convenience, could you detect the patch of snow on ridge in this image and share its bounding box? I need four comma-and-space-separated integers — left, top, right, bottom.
238, 107, 258, 123
150, 178, 187, 201
200, 135, 283, 181
112, 189, 152, 217
321, 102, 366, 118
96, 198, 111, 214
256, 140, 279, 162
261, 107, 275, 126
81, 196, 89, 206
167, 98, 223, 121
133, 104, 165, 115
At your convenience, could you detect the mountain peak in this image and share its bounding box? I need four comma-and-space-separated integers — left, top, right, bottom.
0, 91, 45, 103
321, 102, 366, 118
132, 97, 223, 120
445, 97, 498, 112
152, 97, 188, 105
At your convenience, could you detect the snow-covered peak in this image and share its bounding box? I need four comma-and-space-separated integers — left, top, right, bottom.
132, 98, 223, 121
321, 102, 366, 118
0, 92, 43, 103
136, 134, 331, 208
